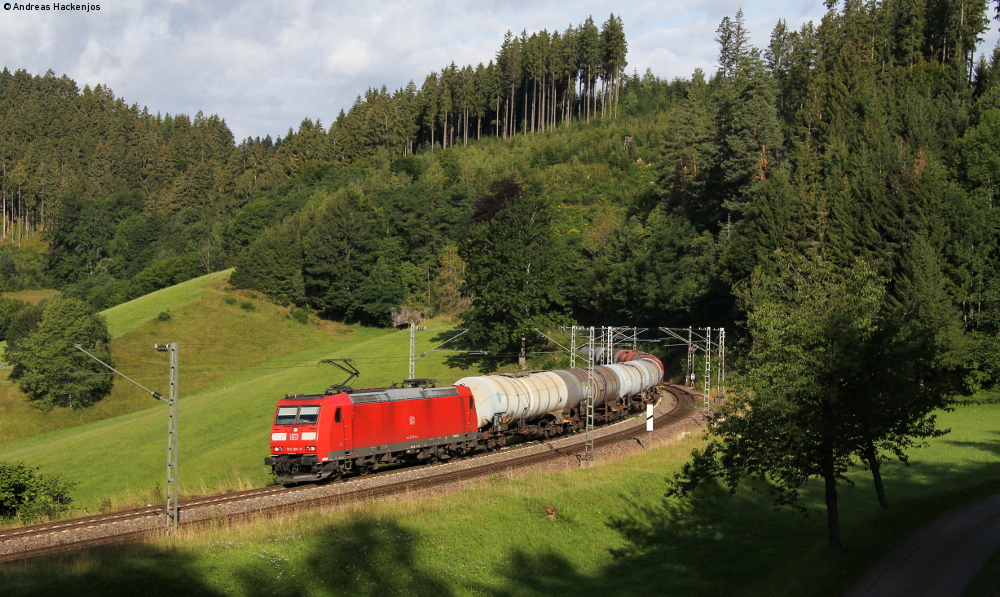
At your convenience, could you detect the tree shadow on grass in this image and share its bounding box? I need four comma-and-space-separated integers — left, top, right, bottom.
230, 517, 454, 597
470, 429, 1000, 597
862, 430, 1000, 506
451, 477, 795, 597
939, 430, 1000, 458
1, 542, 225, 597
10, 423, 1000, 597
3, 518, 451, 597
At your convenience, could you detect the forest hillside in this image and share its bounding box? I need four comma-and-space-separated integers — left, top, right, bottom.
0, 2, 997, 403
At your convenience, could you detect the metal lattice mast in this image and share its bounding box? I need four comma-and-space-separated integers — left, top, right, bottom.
717, 328, 726, 401
703, 327, 711, 411
408, 323, 416, 380
606, 325, 614, 364
721, 328, 726, 400
165, 342, 179, 531
75, 343, 180, 533
686, 326, 693, 386
570, 325, 577, 368
584, 326, 595, 466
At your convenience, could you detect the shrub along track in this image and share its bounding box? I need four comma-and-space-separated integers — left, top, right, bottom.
0, 384, 701, 563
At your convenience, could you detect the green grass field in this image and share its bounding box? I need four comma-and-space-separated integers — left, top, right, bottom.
0, 272, 239, 443
2, 404, 1000, 596
0, 271, 503, 512
102, 269, 233, 338
4, 273, 1000, 595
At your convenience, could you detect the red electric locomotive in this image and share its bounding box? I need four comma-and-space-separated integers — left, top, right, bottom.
265, 383, 480, 483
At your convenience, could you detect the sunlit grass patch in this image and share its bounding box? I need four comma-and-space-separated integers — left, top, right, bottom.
4, 405, 1000, 596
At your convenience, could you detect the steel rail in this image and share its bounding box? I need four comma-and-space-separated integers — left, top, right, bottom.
0, 384, 699, 564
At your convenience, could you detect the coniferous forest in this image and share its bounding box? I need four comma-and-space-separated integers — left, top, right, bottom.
0, 2, 998, 403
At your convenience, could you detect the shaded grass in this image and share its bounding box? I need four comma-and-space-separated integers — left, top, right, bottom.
968, 541, 1000, 596
3, 404, 1000, 596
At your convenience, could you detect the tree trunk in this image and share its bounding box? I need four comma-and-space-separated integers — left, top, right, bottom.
531, 77, 536, 133
541, 75, 546, 132
523, 87, 528, 134
865, 440, 889, 508
823, 446, 842, 548
519, 333, 527, 370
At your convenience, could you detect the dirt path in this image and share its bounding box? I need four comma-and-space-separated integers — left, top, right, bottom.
845, 492, 1000, 597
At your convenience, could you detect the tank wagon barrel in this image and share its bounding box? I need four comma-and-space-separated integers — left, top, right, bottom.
267, 351, 663, 483
457, 351, 663, 430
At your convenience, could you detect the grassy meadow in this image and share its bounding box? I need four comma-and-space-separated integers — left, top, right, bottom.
2, 403, 1000, 596
3, 272, 1000, 595
0, 270, 499, 514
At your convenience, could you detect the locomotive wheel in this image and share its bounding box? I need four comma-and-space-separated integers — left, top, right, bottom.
358, 464, 374, 476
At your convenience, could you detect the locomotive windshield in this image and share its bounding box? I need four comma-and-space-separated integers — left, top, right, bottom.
298, 406, 320, 424
274, 405, 321, 425
275, 407, 298, 425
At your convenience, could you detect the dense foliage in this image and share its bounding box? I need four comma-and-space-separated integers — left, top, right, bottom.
0, 460, 75, 521
0, 1, 998, 503
4, 298, 113, 409
459, 179, 572, 366
659, 1, 998, 547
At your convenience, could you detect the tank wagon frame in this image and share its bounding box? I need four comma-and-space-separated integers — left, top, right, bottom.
266, 352, 665, 483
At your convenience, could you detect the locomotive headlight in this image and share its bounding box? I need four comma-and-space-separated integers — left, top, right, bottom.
273, 447, 283, 452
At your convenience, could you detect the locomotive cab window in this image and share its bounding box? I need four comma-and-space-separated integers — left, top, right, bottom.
275, 406, 298, 425
335, 407, 342, 423
469, 397, 474, 409
298, 406, 321, 425
275, 405, 321, 425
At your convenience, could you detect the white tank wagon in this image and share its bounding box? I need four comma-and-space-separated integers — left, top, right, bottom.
455, 352, 663, 444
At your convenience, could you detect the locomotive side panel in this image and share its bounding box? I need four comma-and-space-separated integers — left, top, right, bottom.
349, 391, 474, 454
322, 397, 353, 457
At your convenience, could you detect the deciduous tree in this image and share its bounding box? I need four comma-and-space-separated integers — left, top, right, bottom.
5, 297, 113, 410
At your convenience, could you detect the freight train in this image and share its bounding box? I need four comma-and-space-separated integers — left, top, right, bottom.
265, 350, 664, 483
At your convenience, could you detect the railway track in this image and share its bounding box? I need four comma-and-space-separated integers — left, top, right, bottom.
0, 384, 700, 563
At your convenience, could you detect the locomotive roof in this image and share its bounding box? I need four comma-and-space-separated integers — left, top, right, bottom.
281, 386, 460, 404
281, 393, 325, 401
349, 386, 459, 404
